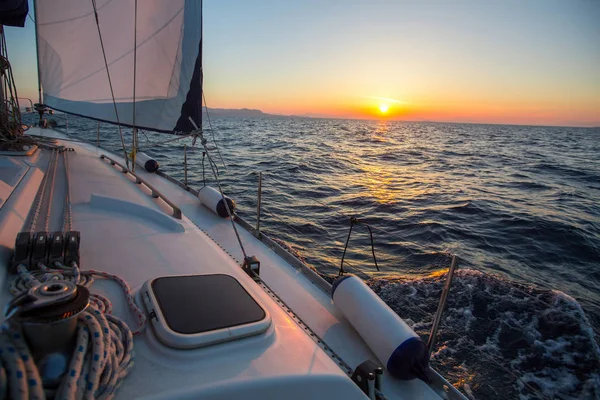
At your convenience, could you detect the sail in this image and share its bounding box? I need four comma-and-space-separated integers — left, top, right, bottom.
35, 0, 202, 133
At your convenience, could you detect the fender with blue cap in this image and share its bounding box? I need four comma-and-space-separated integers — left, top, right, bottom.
197, 186, 236, 218
332, 275, 430, 382
135, 152, 159, 173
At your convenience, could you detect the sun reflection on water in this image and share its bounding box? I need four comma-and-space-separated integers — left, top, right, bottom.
356, 163, 398, 204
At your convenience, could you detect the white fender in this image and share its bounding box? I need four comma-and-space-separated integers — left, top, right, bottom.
198, 186, 235, 218
135, 152, 159, 172
332, 275, 429, 381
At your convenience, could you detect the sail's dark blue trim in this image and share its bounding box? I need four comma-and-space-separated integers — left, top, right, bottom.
174, 41, 202, 132
0, 0, 29, 27
174, 0, 202, 132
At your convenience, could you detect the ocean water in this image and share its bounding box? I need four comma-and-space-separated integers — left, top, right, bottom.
26, 113, 600, 399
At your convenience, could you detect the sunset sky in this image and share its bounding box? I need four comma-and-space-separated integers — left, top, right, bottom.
6, 0, 600, 126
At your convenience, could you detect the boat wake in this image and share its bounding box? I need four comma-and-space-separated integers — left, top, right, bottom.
270, 235, 599, 398
367, 269, 600, 400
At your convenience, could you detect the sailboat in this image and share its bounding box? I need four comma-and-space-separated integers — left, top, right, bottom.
0, 1, 467, 399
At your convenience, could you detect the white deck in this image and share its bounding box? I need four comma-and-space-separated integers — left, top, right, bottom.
0, 128, 461, 399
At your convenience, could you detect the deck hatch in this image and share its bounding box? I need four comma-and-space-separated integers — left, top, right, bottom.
143, 274, 271, 348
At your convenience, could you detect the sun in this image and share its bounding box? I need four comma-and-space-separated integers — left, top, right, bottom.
379, 103, 389, 113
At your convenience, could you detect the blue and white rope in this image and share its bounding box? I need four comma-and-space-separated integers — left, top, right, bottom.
0, 263, 145, 399
0, 324, 45, 400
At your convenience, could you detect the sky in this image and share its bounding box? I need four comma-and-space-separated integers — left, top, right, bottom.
6, 0, 600, 126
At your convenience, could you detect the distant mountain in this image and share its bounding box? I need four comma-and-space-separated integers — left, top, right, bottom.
204, 107, 275, 118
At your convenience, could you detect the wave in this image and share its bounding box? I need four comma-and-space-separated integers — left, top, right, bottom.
367, 269, 600, 399
500, 180, 553, 191
531, 161, 600, 184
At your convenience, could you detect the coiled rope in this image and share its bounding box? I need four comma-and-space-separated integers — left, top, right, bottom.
0, 262, 146, 399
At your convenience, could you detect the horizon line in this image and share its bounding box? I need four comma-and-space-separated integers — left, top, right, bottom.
20, 106, 599, 130
201, 107, 600, 129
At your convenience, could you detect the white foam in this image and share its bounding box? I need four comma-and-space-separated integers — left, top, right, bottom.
364, 268, 600, 399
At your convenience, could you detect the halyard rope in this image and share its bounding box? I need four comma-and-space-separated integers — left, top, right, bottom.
43, 149, 60, 233
28, 149, 56, 233
61, 150, 73, 232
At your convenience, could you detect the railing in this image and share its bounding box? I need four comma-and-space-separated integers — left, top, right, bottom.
427, 254, 458, 355
99, 154, 182, 219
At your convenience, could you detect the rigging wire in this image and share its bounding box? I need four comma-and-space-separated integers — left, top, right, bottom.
188, 117, 248, 260
90, 0, 130, 169
205, 147, 247, 259
201, 91, 227, 171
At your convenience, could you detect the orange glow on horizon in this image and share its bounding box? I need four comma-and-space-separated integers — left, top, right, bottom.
205, 90, 599, 127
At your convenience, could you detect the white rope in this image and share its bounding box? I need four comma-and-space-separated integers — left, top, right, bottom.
0, 263, 146, 399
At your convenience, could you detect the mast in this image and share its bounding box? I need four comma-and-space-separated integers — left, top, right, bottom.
200, 0, 203, 131
32, 0, 43, 125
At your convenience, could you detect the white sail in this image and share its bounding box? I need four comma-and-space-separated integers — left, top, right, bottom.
35, 0, 202, 133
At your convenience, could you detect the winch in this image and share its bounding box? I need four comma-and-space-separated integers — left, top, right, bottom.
5, 281, 90, 389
